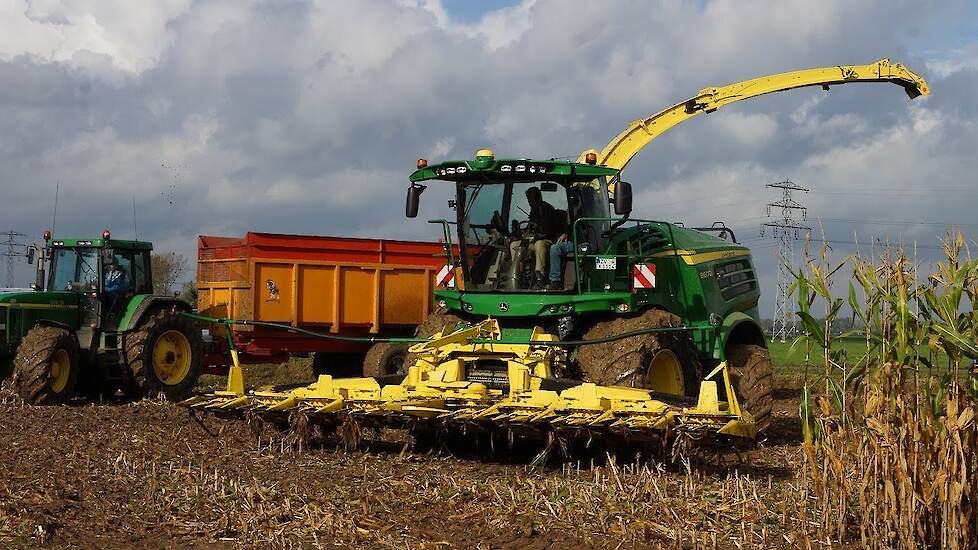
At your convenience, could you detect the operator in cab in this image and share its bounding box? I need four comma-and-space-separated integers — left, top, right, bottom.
509, 187, 564, 288
103, 256, 129, 296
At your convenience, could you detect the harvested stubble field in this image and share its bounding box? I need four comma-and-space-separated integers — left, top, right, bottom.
0, 375, 810, 549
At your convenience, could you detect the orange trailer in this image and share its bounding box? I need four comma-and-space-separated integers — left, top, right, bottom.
196, 232, 449, 373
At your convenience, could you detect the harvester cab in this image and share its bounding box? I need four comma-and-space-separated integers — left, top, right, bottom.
409, 150, 630, 294
1, 230, 203, 404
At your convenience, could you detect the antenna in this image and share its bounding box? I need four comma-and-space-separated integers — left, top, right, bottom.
132, 195, 138, 240
760, 180, 811, 343
52, 180, 60, 234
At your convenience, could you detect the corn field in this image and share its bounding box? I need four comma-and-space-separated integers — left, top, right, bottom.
792, 233, 978, 549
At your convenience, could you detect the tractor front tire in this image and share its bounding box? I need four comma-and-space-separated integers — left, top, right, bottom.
725, 344, 774, 433
124, 309, 203, 401
12, 326, 80, 404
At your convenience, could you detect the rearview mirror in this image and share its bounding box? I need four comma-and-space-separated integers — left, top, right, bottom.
613, 181, 632, 216
541, 182, 558, 192
406, 184, 426, 218
26, 246, 35, 265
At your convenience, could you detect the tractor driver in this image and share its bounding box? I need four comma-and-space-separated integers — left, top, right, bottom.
509, 187, 562, 288
103, 256, 129, 296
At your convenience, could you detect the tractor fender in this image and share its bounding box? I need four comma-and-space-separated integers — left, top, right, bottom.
33, 319, 76, 334
715, 312, 767, 361
119, 295, 193, 333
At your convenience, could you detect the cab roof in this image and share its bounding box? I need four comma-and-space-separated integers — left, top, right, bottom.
48, 237, 153, 251
410, 158, 619, 184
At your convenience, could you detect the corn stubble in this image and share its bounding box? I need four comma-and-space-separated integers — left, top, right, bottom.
795, 233, 978, 549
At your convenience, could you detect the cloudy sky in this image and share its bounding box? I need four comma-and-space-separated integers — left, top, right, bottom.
1, 0, 976, 314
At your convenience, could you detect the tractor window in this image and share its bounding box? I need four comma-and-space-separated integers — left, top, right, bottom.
131, 251, 150, 294
49, 248, 99, 292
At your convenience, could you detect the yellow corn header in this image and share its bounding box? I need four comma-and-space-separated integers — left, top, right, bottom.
183, 319, 757, 449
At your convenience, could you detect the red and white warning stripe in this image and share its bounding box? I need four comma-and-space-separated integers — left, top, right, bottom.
632, 263, 656, 290
435, 264, 456, 288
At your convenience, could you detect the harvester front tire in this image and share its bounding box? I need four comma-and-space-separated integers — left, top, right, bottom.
725, 344, 774, 433
124, 309, 203, 401
362, 343, 408, 378
577, 309, 702, 397
12, 326, 80, 404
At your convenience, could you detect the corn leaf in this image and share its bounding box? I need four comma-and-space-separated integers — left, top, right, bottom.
799, 385, 817, 444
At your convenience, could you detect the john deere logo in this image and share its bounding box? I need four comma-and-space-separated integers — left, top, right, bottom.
498, 302, 509, 312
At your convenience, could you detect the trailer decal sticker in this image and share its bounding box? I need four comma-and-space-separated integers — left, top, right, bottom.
265, 279, 280, 301
632, 263, 656, 289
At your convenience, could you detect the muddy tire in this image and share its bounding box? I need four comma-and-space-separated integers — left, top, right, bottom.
576, 309, 701, 396
403, 310, 465, 367
124, 309, 203, 401
12, 326, 80, 404
725, 344, 774, 433
362, 343, 409, 378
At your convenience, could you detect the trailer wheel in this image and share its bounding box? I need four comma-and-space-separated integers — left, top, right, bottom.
363, 343, 408, 378
725, 344, 773, 433
12, 326, 80, 404
124, 309, 203, 401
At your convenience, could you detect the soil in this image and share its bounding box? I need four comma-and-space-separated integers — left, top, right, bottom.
0, 376, 807, 549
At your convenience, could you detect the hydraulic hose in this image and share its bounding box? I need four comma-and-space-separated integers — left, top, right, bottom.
179, 311, 712, 348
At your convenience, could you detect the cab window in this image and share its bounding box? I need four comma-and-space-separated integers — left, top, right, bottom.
49, 248, 99, 292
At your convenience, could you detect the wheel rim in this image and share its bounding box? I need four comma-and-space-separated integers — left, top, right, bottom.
645, 349, 685, 396
152, 330, 192, 385
50, 349, 71, 393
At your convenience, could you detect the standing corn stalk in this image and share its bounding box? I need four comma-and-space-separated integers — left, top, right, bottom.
795, 233, 978, 548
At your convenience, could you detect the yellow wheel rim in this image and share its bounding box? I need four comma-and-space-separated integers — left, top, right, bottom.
645, 349, 685, 396
152, 330, 192, 385
50, 349, 71, 393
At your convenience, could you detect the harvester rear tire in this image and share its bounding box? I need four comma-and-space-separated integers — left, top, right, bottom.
362, 343, 408, 378
576, 309, 702, 397
124, 309, 203, 401
403, 310, 465, 367
12, 326, 80, 404
725, 344, 774, 433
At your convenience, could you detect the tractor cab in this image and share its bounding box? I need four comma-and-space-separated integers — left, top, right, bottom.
42, 230, 153, 331
407, 150, 632, 293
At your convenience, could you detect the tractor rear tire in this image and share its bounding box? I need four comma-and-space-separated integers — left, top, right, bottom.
403, 310, 465, 367
124, 309, 203, 401
12, 326, 80, 404
576, 309, 702, 397
362, 343, 408, 378
725, 344, 774, 433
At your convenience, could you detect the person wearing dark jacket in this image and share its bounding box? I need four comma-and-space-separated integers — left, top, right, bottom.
509, 187, 562, 288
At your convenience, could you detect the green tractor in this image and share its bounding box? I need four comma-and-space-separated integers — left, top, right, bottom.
402, 150, 773, 430
0, 229, 203, 404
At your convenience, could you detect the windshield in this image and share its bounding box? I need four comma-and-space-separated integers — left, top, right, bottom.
458, 179, 614, 292
50, 248, 99, 292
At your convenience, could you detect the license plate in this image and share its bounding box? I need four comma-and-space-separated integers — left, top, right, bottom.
595, 257, 617, 270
